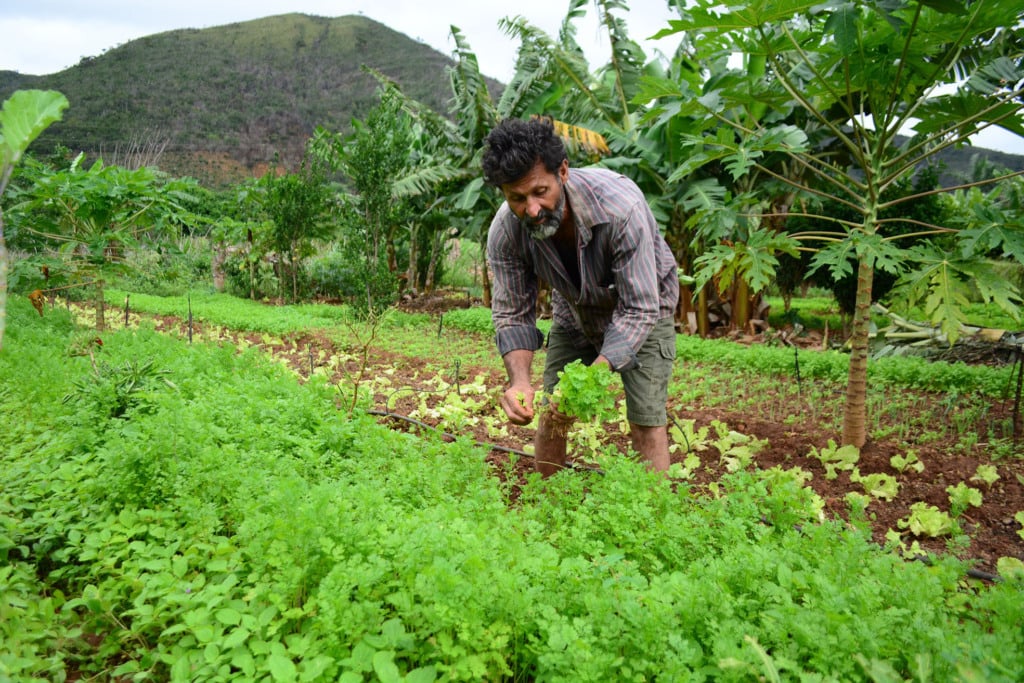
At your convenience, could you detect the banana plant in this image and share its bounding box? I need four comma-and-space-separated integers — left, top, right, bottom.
0, 89, 68, 351
655, 0, 1024, 447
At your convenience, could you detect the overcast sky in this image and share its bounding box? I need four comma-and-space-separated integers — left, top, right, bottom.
1, 0, 1021, 155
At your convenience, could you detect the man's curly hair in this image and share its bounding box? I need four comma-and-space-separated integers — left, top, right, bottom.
481, 117, 567, 187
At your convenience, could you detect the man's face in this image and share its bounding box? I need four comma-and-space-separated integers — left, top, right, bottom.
500, 159, 569, 241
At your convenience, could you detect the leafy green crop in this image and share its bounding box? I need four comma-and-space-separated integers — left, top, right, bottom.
947, 482, 983, 518
808, 439, 860, 479
4, 295, 1024, 681
548, 359, 618, 423
899, 503, 955, 538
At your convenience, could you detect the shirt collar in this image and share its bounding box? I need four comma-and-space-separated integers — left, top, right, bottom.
565, 168, 609, 247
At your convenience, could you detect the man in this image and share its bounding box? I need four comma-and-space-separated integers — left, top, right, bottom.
482, 117, 680, 476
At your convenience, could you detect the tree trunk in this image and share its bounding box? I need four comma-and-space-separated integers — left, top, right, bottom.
406, 223, 419, 296
842, 256, 874, 448
0, 234, 7, 352
211, 242, 227, 292
386, 225, 399, 274
290, 245, 298, 302
731, 278, 751, 332
697, 286, 709, 338
247, 229, 255, 300
95, 279, 106, 331
481, 233, 492, 308
425, 227, 444, 294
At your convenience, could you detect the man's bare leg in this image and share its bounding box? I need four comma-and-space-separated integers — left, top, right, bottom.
534, 411, 569, 477
629, 423, 670, 472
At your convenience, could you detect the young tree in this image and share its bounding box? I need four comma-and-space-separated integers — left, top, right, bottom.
13, 156, 195, 330
260, 153, 336, 302
655, 0, 1024, 447
312, 89, 413, 309
0, 90, 68, 351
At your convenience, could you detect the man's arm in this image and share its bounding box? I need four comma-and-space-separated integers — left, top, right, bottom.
499, 349, 536, 425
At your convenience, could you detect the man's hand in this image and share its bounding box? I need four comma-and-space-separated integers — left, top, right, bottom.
500, 385, 535, 425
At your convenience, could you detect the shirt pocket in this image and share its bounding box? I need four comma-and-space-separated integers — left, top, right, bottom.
584, 284, 618, 308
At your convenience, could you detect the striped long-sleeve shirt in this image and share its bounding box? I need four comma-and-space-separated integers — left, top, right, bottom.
487, 167, 679, 371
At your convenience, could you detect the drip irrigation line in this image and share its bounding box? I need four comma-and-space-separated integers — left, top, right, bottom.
365, 408, 603, 474
908, 554, 1002, 583
367, 408, 531, 457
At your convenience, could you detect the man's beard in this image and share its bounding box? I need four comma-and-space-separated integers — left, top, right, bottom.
522, 183, 566, 241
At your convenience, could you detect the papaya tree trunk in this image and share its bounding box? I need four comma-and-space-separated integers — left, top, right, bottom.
842, 256, 874, 448
0, 233, 7, 352
697, 286, 709, 338
731, 278, 751, 332
247, 229, 255, 300
406, 223, 419, 296
211, 241, 227, 292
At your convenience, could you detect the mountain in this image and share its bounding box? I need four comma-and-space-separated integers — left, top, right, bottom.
0, 13, 493, 185
1, 13, 1021, 188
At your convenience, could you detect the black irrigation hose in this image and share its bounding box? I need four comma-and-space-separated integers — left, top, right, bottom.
365, 408, 603, 474
367, 408, 531, 458
909, 554, 1003, 583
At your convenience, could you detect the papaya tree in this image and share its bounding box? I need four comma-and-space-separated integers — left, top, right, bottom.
12, 155, 196, 330
0, 89, 68, 351
655, 0, 1024, 447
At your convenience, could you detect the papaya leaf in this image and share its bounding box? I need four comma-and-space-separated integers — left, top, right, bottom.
0, 90, 69, 168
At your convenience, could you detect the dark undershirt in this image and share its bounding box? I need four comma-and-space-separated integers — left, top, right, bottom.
554, 238, 581, 291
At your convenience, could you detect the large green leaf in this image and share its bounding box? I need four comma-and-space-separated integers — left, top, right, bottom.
824, 3, 860, 56
655, 0, 822, 35
0, 90, 69, 168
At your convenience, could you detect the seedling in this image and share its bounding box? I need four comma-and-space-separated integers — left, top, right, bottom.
970, 464, 999, 487
890, 450, 924, 475
807, 440, 859, 480
899, 503, 955, 538
850, 469, 899, 501
946, 482, 983, 518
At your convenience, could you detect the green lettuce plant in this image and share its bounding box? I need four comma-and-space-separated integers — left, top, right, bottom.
899, 503, 955, 538
546, 359, 618, 423
946, 482, 983, 518
851, 469, 900, 502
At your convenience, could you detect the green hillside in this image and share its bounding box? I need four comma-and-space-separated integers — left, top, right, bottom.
0, 13, 494, 185
1, 12, 1020, 187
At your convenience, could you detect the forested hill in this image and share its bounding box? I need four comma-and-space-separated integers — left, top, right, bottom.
0, 13, 498, 185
